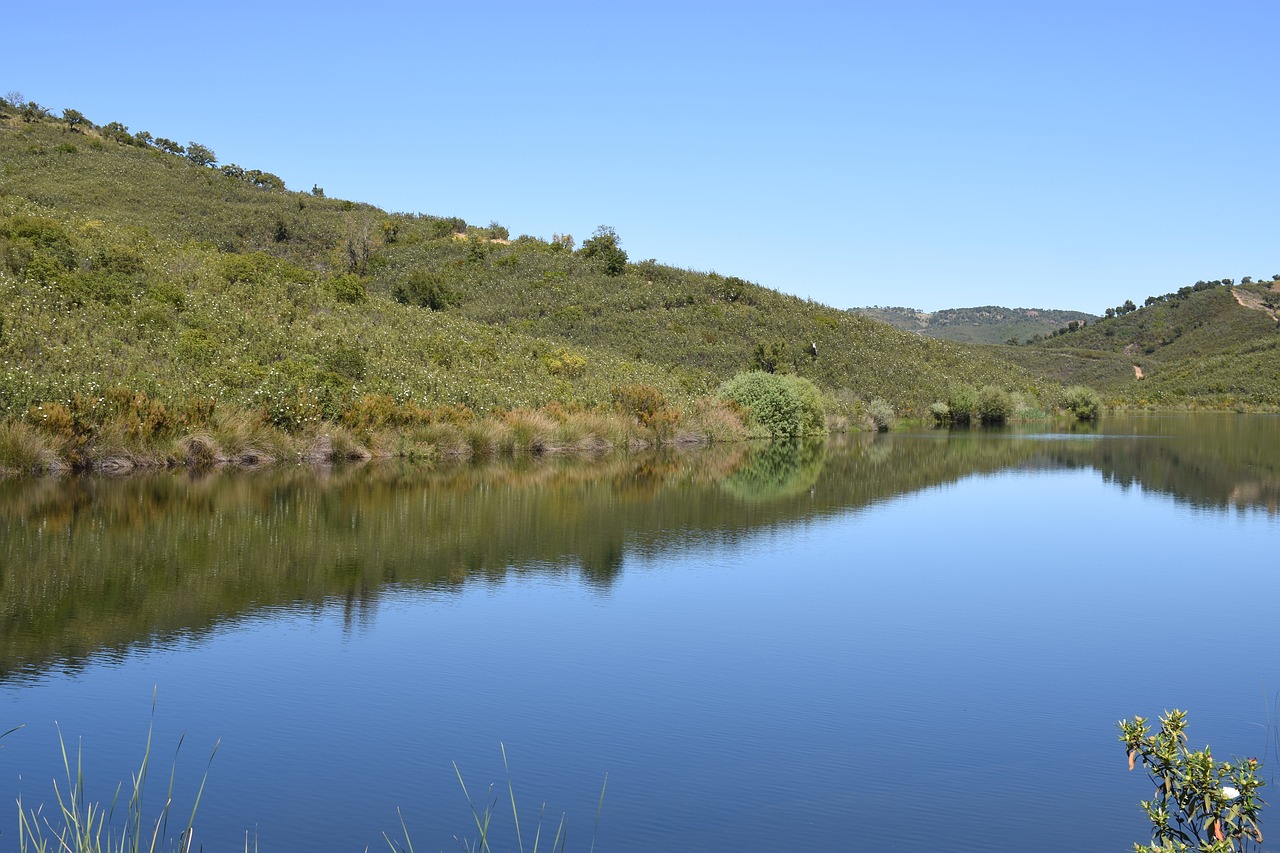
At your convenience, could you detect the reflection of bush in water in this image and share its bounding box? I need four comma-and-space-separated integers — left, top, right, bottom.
722, 438, 826, 501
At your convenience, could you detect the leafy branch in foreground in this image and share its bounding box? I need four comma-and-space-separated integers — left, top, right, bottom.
1119, 709, 1266, 852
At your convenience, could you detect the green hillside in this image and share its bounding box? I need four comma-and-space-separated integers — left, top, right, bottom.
1, 96, 1275, 472
0, 101, 1055, 451
1005, 279, 1280, 406
854, 305, 1097, 345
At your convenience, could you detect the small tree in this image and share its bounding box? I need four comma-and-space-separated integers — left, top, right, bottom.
185, 142, 217, 167
579, 225, 627, 276
154, 138, 186, 156
61, 108, 89, 131
1119, 710, 1265, 853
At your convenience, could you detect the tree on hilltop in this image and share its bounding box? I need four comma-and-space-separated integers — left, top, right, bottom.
185, 142, 217, 167
579, 225, 628, 276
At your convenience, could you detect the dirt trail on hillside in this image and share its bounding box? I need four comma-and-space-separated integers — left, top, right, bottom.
1231, 287, 1279, 322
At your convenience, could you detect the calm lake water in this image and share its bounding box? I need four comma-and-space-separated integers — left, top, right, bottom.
1, 414, 1277, 852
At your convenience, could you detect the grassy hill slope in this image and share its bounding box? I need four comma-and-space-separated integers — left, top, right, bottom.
2, 96, 1274, 471
0, 104, 1050, 427
1004, 281, 1280, 406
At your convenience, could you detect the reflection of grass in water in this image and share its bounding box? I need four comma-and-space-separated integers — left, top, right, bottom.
721, 438, 826, 502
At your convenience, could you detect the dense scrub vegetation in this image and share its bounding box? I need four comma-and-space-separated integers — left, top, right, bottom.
1, 94, 1275, 470
1006, 278, 1280, 408
0, 99, 1067, 470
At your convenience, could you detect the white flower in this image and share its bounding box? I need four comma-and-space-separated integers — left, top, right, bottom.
1221, 786, 1241, 800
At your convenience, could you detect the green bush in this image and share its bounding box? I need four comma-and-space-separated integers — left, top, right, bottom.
322, 344, 367, 381
975, 385, 1013, 424
946, 385, 977, 425
394, 271, 461, 310
867, 398, 895, 432
325, 273, 367, 304
928, 401, 951, 426
1062, 385, 1101, 420
716, 371, 825, 437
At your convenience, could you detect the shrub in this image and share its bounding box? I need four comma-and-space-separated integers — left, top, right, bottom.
611, 384, 671, 428
220, 252, 310, 286
394, 271, 461, 310
716, 371, 826, 437
975, 385, 1013, 424
946, 385, 977, 425
543, 348, 587, 378
928, 401, 951, 427
322, 344, 367, 381
1062, 385, 1102, 421
867, 398, 895, 432
1118, 710, 1264, 852
326, 273, 368, 304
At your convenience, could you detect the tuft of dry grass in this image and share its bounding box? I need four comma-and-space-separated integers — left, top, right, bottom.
0, 421, 63, 474
464, 418, 514, 458
502, 409, 560, 454
415, 421, 469, 458
302, 426, 372, 463
209, 410, 296, 465
177, 432, 225, 468
679, 398, 749, 443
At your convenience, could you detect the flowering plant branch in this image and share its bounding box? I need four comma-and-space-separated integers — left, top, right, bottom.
1118, 710, 1266, 853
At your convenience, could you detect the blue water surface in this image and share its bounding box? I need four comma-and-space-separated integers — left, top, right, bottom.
1, 415, 1276, 852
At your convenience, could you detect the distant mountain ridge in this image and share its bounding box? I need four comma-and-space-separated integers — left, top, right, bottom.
852, 305, 1097, 345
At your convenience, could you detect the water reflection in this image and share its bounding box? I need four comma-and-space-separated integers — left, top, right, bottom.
1, 414, 1276, 681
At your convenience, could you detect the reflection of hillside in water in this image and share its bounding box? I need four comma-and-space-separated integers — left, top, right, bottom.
1, 415, 1275, 679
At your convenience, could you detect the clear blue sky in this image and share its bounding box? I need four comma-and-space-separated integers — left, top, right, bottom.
4, 1, 1276, 312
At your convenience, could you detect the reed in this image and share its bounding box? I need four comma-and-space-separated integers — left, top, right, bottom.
386, 743, 607, 853
15, 720, 217, 853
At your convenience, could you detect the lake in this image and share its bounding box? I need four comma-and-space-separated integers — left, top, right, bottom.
1, 414, 1277, 852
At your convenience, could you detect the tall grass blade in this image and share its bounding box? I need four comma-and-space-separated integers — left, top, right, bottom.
588, 773, 608, 853
381, 806, 415, 853
500, 742, 525, 853
453, 762, 495, 853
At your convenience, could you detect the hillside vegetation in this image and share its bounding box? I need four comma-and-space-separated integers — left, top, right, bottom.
1006, 278, 1280, 407
1, 95, 1275, 471
0, 98, 1071, 469
855, 305, 1096, 345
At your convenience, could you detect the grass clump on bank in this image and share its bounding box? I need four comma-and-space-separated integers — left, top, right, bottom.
0, 384, 754, 475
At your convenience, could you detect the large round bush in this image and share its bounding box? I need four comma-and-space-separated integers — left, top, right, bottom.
716, 371, 826, 437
